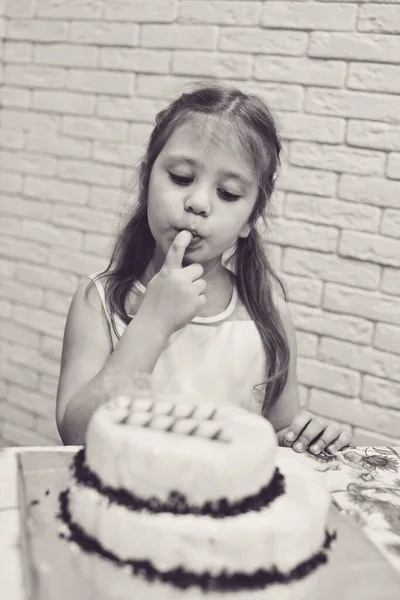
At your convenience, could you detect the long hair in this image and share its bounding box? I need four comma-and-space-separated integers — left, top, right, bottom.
90, 81, 290, 415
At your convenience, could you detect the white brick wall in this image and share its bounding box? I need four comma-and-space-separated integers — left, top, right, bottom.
1, 0, 400, 447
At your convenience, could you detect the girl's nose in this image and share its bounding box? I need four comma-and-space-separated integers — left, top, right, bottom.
184, 189, 211, 217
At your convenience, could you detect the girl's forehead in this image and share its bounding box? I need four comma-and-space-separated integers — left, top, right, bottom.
163, 115, 256, 175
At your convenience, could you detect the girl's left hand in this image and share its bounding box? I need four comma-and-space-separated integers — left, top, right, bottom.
279, 410, 352, 455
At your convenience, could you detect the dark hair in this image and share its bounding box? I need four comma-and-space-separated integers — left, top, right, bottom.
91, 81, 289, 415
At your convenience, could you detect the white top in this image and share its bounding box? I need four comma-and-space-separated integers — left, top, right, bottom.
89, 274, 267, 415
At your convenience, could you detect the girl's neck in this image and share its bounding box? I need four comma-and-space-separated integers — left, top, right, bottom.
141, 257, 235, 318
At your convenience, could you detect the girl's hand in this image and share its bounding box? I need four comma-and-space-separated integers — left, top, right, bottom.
140, 230, 207, 336
278, 410, 352, 455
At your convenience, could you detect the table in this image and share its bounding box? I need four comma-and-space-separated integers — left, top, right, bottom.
1, 445, 400, 599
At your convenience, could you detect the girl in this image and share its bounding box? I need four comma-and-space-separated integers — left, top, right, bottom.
56, 82, 352, 454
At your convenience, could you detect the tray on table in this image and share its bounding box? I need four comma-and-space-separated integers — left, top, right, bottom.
18, 450, 400, 600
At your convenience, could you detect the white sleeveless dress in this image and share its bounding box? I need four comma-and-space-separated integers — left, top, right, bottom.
89, 274, 267, 415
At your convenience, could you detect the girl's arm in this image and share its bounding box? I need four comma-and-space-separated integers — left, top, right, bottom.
56, 279, 169, 446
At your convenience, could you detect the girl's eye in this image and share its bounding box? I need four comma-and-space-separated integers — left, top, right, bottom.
219, 189, 241, 202
169, 172, 192, 186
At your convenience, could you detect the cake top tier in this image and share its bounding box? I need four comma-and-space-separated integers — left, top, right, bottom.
85, 395, 277, 505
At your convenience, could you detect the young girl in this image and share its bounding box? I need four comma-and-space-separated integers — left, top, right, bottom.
56, 82, 352, 454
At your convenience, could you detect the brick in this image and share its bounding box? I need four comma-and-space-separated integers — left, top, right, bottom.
309, 32, 400, 63
272, 219, 338, 252
381, 209, 400, 239
0, 322, 40, 348
289, 142, 385, 176
48, 247, 106, 275
0, 277, 43, 307
4, 64, 67, 88
1, 150, 57, 177
339, 230, 400, 268
61, 116, 128, 142
3, 41, 33, 62
280, 274, 323, 307
0, 172, 23, 193
88, 186, 121, 210
358, 4, 400, 34
284, 193, 381, 233
296, 331, 318, 358
36, 0, 101, 19
323, 283, 400, 327
0, 258, 16, 277
57, 158, 123, 187
339, 174, 400, 209
24, 176, 89, 204
16, 264, 78, 294
276, 164, 337, 196
387, 153, 400, 180
381, 267, 400, 297
0, 401, 35, 429
1, 194, 52, 221
172, 51, 252, 79
308, 390, 400, 439
21, 220, 83, 249
6, 384, 55, 420
374, 323, 400, 355
97, 95, 164, 123
13, 304, 65, 338
5, 0, 35, 17
0, 129, 25, 149
34, 43, 99, 68
104, 0, 177, 22
27, 132, 90, 160
0, 236, 48, 264
347, 120, 400, 152
298, 357, 360, 397
92, 141, 142, 167
1, 360, 38, 391
141, 24, 218, 49
7, 18, 69, 41
179, 1, 261, 25
348, 63, 400, 95
291, 304, 373, 345
261, 2, 357, 31
305, 88, 400, 123
351, 427, 400, 447
32, 90, 96, 117
319, 337, 400, 384
100, 48, 170, 73
83, 232, 113, 255
1, 422, 54, 447
39, 374, 58, 399
1, 109, 60, 133
220, 27, 307, 55
9, 343, 60, 377
75, 22, 137, 48
1, 86, 31, 108
254, 57, 346, 87
362, 376, 400, 411
277, 112, 345, 144
67, 69, 134, 96
51, 203, 116, 234
0, 299, 12, 319
44, 289, 72, 315
35, 417, 62, 443
0, 215, 20, 236
41, 335, 63, 362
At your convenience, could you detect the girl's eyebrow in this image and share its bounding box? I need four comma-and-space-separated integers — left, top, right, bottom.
165, 154, 252, 188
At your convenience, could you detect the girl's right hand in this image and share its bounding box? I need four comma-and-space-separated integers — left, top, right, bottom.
139, 230, 207, 336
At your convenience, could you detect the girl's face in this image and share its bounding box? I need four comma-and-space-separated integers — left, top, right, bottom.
147, 117, 259, 272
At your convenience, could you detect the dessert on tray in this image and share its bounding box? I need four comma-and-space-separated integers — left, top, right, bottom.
59, 393, 335, 599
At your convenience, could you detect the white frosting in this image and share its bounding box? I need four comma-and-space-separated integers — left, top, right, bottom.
68, 453, 329, 575
85, 396, 277, 504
